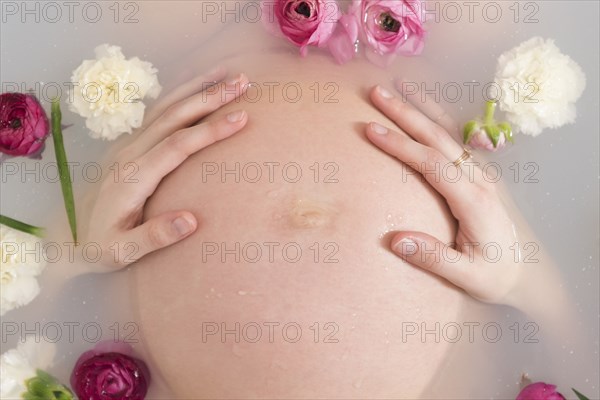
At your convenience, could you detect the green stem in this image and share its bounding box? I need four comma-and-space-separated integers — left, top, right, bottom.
51, 99, 78, 243
483, 100, 496, 125
0, 214, 45, 237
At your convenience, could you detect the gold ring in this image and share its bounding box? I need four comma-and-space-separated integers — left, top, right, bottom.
453, 148, 472, 167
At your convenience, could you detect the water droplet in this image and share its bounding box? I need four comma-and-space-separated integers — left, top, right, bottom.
353, 379, 363, 389
351, 313, 357, 317
267, 190, 279, 199
210, 288, 215, 293
238, 290, 247, 296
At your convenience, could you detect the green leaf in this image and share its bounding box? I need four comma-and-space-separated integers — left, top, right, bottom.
484, 124, 501, 148
51, 99, 77, 243
498, 122, 514, 143
0, 214, 45, 237
463, 120, 479, 144
572, 388, 590, 400
23, 369, 74, 400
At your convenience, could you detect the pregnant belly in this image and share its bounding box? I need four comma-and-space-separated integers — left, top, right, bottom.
131, 74, 466, 398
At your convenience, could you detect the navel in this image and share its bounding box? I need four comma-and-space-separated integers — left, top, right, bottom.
287, 198, 337, 229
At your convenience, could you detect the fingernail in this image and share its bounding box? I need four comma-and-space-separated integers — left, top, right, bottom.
172, 216, 193, 236
371, 122, 388, 135
226, 73, 245, 86
394, 238, 418, 255
227, 110, 246, 123
377, 85, 394, 99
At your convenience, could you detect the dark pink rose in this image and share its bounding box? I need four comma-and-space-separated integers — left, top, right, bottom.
350, 0, 426, 65
516, 382, 566, 400
70, 341, 150, 400
262, 0, 341, 56
0, 93, 49, 157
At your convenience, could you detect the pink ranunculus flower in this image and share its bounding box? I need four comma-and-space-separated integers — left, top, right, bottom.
0, 93, 49, 157
350, 0, 426, 66
262, 0, 341, 56
516, 382, 566, 400
327, 13, 360, 64
70, 341, 151, 400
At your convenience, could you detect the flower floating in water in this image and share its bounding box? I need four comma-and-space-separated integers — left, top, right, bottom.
0, 92, 49, 158
68, 44, 162, 141
0, 223, 47, 316
262, 0, 341, 56
463, 100, 513, 152
495, 37, 586, 136
70, 341, 151, 400
263, 0, 426, 66
515, 374, 591, 400
0, 337, 70, 399
516, 382, 566, 400
336, 0, 426, 66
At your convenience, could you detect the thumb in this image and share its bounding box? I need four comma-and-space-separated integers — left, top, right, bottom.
117, 211, 198, 265
391, 232, 468, 288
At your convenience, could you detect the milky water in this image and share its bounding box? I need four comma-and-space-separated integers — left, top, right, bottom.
1, 1, 598, 398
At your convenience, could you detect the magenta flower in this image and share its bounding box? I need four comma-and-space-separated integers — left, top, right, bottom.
262, 0, 341, 56
350, 0, 426, 66
516, 382, 566, 400
0, 93, 49, 157
70, 341, 150, 400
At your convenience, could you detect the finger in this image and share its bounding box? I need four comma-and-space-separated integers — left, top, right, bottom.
126, 110, 248, 201
365, 122, 480, 212
129, 73, 250, 159
113, 211, 198, 266
370, 85, 464, 161
393, 78, 461, 137
143, 66, 228, 128
390, 232, 472, 292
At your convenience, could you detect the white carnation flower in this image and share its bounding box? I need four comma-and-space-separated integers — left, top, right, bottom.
69, 44, 162, 140
0, 337, 56, 399
495, 37, 586, 136
0, 225, 46, 316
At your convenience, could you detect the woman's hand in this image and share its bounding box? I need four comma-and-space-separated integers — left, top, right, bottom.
364, 84, 525, 306
80, 68, 250, 270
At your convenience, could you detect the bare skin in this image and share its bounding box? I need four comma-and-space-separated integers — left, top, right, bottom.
130, 55, 467, 398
